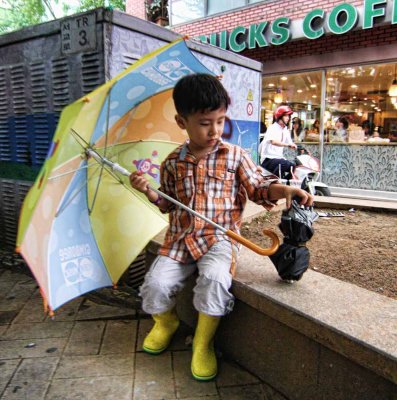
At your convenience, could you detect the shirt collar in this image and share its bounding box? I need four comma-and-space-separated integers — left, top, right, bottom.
179, 139, 227, 161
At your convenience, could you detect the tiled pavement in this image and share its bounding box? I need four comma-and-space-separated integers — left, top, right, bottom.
0, 265, 287, 400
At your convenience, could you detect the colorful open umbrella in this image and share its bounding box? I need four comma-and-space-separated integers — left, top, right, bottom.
16, 38, 279, 315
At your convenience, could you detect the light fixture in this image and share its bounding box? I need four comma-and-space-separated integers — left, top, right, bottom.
274, 88, 283, 104
388, 64, 397, 96
391, 97, 397, 104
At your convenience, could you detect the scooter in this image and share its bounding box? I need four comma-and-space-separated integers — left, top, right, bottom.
282, 145, 331, 196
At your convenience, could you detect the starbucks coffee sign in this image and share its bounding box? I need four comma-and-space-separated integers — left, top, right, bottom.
198, 0, 396, 52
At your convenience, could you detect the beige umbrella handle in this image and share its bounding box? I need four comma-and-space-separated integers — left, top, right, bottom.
86, 150, 280, 257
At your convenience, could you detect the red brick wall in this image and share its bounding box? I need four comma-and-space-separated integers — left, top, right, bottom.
169, 0, 363, 37
242, 24, 397, 64
124, 1, 397, 64
126, 0, 147, 20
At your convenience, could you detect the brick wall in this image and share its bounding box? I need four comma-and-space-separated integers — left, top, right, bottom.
126, 0, 147, 20
168, 0, 363, 37
124, 1, 397, 64
242, 24, 397, 64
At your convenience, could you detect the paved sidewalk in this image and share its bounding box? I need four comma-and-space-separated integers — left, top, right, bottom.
0, 265, 286, 400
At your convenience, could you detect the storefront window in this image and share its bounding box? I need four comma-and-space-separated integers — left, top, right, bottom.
325, 63, 397, 144
261, 71, 322, 144
261, 63, 397, 145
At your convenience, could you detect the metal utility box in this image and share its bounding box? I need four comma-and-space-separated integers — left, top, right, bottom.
0, 8, 262, 248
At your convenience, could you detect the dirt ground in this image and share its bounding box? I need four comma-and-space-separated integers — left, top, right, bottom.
240, 207, 397, 300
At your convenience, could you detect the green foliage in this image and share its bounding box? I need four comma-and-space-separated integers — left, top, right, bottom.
0, 0, 48, 33
0, 0, 126, 34
0, 162, 40, 181
77, 0, 125, 12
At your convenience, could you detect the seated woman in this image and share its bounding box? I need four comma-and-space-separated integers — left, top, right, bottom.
291, 117, 305, 142
311, 119, 320, 134
362, 120, 373, 140
305, 119, 320, 142
330, 117, 349, 142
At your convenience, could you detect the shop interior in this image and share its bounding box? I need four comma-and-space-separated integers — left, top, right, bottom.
261, 62, 397, 144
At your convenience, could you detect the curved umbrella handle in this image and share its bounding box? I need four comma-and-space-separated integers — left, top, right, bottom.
226, 229, 280, 256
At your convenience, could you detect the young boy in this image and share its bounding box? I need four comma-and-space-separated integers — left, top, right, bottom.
130, 74, 313, 381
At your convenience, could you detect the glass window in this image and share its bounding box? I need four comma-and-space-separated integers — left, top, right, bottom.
261, 71, 322, 144
325, 63, 397, 143
169, 0, 266, 24
208, 0, 245, 15
170, 0, 205, 25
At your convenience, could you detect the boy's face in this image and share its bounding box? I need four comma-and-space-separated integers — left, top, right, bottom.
175, 107, 227, 154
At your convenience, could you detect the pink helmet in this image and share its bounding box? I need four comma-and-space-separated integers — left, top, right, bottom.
274, 105, 293, 120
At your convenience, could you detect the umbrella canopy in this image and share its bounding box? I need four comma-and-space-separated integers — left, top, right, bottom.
16, 39, 214, 313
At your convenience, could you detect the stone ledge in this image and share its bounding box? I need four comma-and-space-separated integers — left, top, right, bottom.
145, 240, 397, 399
234, 247, 397, 385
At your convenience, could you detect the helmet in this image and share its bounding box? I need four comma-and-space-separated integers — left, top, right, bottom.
274, 106, 293, 120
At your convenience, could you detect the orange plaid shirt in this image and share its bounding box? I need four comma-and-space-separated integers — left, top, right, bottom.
158, 140, 279, 262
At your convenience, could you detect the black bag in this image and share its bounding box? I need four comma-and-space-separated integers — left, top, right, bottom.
269, 243, 310, 281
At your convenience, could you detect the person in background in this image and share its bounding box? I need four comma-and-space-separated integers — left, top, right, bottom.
334, 117, 349, 142
291, 117, 305, 142
362, 120, 373, 140
311, 119, 320, 134
129, 74, 313, 382
260, 105, 297, 179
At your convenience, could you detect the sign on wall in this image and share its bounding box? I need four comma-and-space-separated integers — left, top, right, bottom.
61, 13, 97, 55
198, 0, 396, 52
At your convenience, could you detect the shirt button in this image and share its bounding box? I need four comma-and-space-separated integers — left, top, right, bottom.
197, 190, 202, 194
199, 165, 203, 169
220, 173, 224, 177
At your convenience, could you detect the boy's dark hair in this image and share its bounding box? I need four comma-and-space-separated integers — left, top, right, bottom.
173, 73, 231, 117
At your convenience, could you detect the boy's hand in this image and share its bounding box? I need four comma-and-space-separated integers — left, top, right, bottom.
129, 171, 149, 194
268, 183, 314, 209
284, 186, 314, 209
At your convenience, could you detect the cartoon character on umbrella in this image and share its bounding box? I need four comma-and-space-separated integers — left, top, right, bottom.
129, 73, 313, 381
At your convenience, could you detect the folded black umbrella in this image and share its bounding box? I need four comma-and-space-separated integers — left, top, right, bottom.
270, 200, 318, 281
270, 243, 310, 281
278, 200, 319, 245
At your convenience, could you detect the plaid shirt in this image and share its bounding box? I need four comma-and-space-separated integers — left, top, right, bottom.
158, 140, 279, 262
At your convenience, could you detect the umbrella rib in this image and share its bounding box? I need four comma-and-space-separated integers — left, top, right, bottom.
55, 163, 102, 218
70, 128, 90, 148
89, 88, 114, 214
48, 164, 92, 180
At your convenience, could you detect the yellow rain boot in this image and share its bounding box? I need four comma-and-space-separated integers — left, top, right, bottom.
191, 313, 221, 381
143, 309, 179, 355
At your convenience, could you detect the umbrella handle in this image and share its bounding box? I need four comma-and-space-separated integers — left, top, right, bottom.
226, 229, 280, 256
